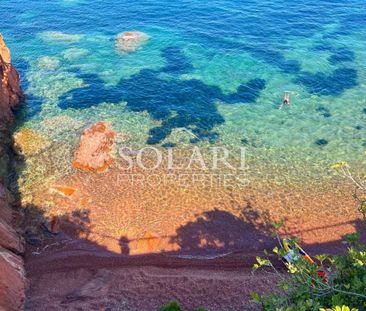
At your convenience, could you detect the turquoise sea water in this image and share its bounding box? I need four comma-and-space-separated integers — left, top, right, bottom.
1, 0, 366, 186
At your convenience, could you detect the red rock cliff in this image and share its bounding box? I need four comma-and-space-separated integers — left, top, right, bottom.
0, 34, 24, 128
0, 34, 26, 311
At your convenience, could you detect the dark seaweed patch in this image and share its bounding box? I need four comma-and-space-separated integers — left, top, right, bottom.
296, 68, 357, 96
316, 106, 332, 118
59, 47, 266, 145
328, 48, 355, 65
315, 139, 328, 146
241, 138, 249, 145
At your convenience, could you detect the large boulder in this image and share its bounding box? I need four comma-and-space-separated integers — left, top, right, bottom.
0, 247, 26, 311
0, 34, 24, 128
72, 122, 116, 172
115, 31, 149, 53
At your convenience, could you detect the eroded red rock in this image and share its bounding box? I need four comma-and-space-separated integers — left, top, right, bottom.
0, 247, 26, 311
0, 182, 24, 254
0, 34, 24, 128
72, 122, 116, 173
0, 35, 11, 64
0, 182, 13, 224
0, 219, 24, 254
0, 34, 25, 311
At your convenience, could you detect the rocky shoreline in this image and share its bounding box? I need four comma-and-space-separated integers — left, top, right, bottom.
0, 34, 26, 311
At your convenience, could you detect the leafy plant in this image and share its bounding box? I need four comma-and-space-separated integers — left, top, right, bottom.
251, 229, 366, 310
160, 301, 184, 311
160, 300, 207, 311
320, 306, 358, 311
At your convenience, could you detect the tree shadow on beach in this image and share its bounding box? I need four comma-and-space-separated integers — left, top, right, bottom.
170, 205, 275, 256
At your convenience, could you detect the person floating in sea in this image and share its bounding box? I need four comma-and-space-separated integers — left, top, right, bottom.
279, 91, 291, 110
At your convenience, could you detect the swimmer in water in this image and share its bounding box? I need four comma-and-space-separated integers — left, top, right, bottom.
279, 91, 291, 110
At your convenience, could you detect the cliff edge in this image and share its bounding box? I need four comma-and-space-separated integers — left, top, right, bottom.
0, 33, 26, 311
0, 34, 24, 128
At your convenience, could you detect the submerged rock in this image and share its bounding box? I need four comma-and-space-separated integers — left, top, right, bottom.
41, 115, 84, 138
40, 31, 82, 43
62, 48, 89, 61
37, 56, 60, 70
72, 122, 116, 172
115, 31, 149, 53
14, 128, 51, 157
52, 185, 77, 196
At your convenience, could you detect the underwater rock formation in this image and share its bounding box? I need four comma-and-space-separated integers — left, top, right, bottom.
0, 34, 25, 311
39, 31, 82, 43
52, 185, 77, 197
72, 122, 116, 172
14, 128, 51, 157
115, 31, 149, 53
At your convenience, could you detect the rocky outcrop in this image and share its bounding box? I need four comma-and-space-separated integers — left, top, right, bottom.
0, 34, 24, 129
0, 247, 26, 311
115, 31, 149, 53
0, 182, 26, 311
72, 122, 116, 173
0, 34, 26, 311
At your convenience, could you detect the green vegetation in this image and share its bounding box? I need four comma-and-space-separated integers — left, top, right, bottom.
251, 232, 366, 310
160, 300, 207, 311
251, 158, 366, 310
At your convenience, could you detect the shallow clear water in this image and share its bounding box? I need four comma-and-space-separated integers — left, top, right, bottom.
2, 0, 366, 192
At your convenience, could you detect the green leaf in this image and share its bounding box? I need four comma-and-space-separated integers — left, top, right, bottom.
256, 256, 271, 267
250, 291, 261, 304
